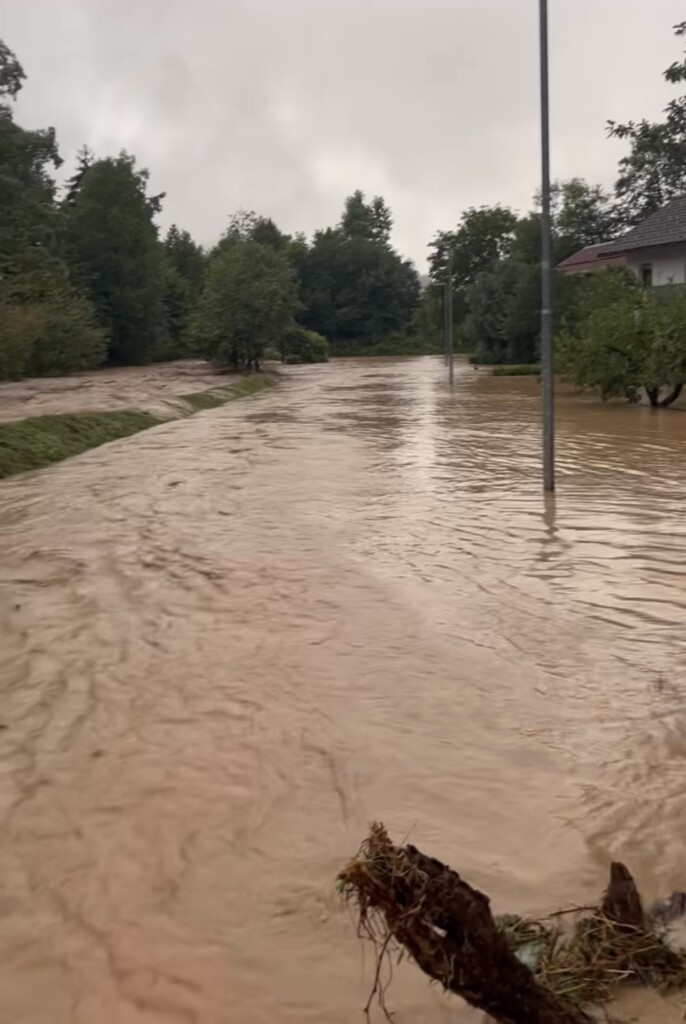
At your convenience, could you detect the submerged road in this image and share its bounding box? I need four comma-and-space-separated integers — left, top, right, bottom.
1, 357, 685, 1023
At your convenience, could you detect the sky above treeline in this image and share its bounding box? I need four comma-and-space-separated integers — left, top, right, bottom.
4, 0, 685, 269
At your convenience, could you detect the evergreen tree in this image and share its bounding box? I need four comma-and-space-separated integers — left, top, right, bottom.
64, 153, 165, 363
157, 225, 205, 358
299, 194, 419, 348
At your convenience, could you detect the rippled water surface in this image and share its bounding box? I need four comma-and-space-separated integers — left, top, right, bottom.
1, 357, 686, 1023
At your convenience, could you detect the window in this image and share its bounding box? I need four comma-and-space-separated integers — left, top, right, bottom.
641, 263, 653, 287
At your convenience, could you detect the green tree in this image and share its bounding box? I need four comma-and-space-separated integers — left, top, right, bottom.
0, 41, 61, 275
411, 287, 447, 353
465, 256, 581, 366
164, 225, 205, 292
0, 40, 25, 100
0, 41, 106, 380
299, 194, 419, 349
250, 217, 288, 249
64, 145, 94, 207
0, 267, 106, 379
192, 241, 298, 371
509, 181, 615, 268
156, 224, 206, 357
609, 22, 686, 225
340, 190, 393, 244
551, 178, 616, 258
557, 269, 686, 407
463, 261, 532, 364
428, 206, 518, 290
428, 206, 519, 347
281, 326, 329, 364
64, 153, 165, 363
300, 227, 419, 346
223, 209, 289, 250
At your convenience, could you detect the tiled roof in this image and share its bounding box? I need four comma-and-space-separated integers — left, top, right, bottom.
606, 196, 686, 253
557, 243, 627, 273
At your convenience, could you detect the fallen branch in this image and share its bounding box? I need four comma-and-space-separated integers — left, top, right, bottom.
339, 823, 592, 1024
339, 824, 686, 1023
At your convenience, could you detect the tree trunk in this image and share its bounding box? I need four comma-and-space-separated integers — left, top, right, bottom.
602, 862, 644, 929
396, 846, 592, 1024
646, 387, 660, 407
659, 383, 683, 407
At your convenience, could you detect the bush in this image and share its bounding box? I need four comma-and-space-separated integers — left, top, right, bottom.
0, 302, 39, 378
0, 272, 107, 380
281, 326, 329, 363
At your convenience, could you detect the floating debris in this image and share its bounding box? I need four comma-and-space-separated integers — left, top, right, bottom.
338, 823, 686, 1023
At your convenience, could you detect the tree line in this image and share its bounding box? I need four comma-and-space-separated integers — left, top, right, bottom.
422, 20, 686, 406
0, 40, 422, 380
3, 18, 686, 403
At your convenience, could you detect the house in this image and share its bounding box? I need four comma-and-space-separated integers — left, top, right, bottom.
603, 196, 686, 287
557, 243, 627, 275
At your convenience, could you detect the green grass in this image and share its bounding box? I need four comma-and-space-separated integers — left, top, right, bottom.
491, 364, 541, 377
181, 374, 276, 411
329, 336, 441, 357
0, 373, 278, 480
0, 411, 162, 479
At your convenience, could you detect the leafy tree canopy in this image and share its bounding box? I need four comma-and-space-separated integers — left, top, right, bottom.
609, 22, 686, 225
0, 40, 25, 101
557, 270, 686, 407
192, 241, 299, 371
300, 227, 420, 347
428, 205, 518, 289
550, 178, 617, 258
0, 42, 61, 275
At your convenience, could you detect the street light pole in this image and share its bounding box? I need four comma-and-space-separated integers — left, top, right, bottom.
447, 252, 454, 386
539, 0, 555, 492
442, 280, 448, 366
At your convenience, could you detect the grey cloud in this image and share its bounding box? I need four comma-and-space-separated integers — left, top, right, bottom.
3, 0, 685, 267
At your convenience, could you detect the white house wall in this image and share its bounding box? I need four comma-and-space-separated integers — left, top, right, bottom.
627, 245, 686, 286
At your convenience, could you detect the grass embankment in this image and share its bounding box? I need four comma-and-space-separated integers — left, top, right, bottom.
0, 373, 276, 480
0, 411, 161, 479
180, 374, 273, 410
491, 364, 541, 377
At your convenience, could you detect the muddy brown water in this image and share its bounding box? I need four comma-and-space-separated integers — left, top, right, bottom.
1, 356, 686, 1024
0, 360, 222, 424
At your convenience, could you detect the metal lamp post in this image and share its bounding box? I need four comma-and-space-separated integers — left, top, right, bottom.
446, 253, 454, 387
539, 0, 555, 492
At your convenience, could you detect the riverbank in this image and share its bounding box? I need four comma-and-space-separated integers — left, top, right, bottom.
0, 369, 277, 478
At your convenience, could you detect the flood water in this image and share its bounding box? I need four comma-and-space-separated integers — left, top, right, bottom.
1, 356, 686, 1023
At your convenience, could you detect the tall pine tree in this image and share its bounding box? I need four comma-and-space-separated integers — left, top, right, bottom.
64, 153, 165, 363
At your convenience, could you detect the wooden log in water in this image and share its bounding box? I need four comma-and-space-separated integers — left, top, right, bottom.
339, 823, 592, 1024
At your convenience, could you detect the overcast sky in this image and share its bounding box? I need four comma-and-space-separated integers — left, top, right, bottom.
3, 0, 685, 268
